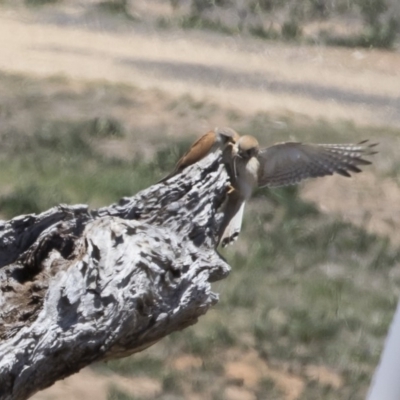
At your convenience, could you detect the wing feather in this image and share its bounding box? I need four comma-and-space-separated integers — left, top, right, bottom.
175, 131, 217, 170
257, 141, 377, 188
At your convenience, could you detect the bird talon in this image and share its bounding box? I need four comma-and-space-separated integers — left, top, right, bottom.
227, 185, 236, 194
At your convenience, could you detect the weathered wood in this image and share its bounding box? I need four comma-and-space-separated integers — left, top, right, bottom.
0, 152, 231, 400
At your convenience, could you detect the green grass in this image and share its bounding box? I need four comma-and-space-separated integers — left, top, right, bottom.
217, 193, 395, 396
318, 18, 398, 50
164, 0, 399, 49
24, 0, 60, 6
95, 356, 164, 378
179, 323, 237, 355
107, 386, 138, 400
257, 377, 284, 398
239, 111, 381, 143
0, 119, 162, 216
159, 15, 238, 35
96, 0, 136, 20
249, 24, 280, 40
162, 370, 183, 394
0, 71, 399, 399
181, 15, 236, 34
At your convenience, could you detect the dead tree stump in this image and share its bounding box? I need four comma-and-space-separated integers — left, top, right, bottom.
0, 152, 231, 400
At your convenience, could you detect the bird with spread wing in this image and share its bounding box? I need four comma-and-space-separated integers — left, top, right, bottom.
219, 135, 378, 247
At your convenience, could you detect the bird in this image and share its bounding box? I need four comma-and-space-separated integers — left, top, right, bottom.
219, 136, 378, 247
158, 127, 240, 183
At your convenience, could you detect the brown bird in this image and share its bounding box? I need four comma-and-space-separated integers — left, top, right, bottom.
159, 127, 240, 183
219, 136, 378, 247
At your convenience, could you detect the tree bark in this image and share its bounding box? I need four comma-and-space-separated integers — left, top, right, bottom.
0, 151, 231, 400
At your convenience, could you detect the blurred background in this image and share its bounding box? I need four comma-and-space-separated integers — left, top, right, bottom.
1, 0, 399, 399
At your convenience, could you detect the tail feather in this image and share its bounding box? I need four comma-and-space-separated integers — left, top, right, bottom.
219, 193, 245, 247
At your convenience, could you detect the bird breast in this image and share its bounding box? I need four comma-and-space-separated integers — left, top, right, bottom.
237, 156, 260, 199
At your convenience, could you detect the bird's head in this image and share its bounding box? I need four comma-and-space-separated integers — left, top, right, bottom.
236, 135, 260, 159
215, 127, 240, 147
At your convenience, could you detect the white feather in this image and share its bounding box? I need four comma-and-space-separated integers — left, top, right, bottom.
219, 198, 245, 247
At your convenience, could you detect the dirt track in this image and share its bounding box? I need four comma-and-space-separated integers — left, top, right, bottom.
1, 8, 399, 129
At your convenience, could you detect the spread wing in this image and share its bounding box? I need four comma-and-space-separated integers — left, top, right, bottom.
257, 140, 377, 188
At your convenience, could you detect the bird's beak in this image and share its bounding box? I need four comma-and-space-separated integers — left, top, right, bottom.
233, 156, 238, 178
232, 152, 242, 178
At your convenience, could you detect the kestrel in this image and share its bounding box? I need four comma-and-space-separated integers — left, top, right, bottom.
159, 127, 240, 183
219, 135, 377, 247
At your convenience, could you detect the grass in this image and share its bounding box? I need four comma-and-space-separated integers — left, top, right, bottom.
95, 356, 164, 378
0, 118, 162, 215
162, 371, 183, 394
96, 0, 136, 20
107, 386, 138, 400
17, 0, 400, 49
318, 19, 398, 50
156, 1, 399, 49
249, 24, 280, 40
24, 0, 60, 6
1, 71, 399, 399
158, 15, 237, 36
258, 377, 284, 398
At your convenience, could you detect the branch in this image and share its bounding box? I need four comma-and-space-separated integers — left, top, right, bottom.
0, 152, 231, 400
